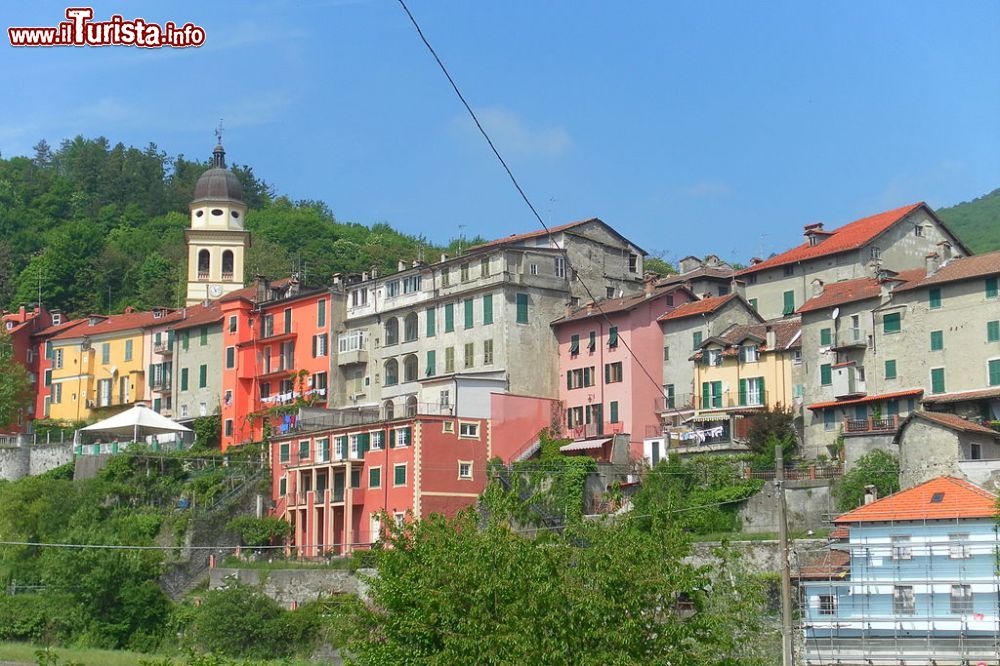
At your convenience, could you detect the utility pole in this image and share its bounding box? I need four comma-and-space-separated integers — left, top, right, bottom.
776, 443, 794, 666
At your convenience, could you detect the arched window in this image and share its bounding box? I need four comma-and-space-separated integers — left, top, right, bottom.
384, 358, 399, 386
403, 354, 418, 383
383, 399, 395, 421
405, 395, 418, 417
197, 249, 210, 279
385, 317, 399, 346
403, 312, 418, 342
222, 250, 234, 281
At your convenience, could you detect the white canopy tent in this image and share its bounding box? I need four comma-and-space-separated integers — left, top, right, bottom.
76, 403, 193, 444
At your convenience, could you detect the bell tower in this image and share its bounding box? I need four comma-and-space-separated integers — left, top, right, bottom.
184, 141, 251, 305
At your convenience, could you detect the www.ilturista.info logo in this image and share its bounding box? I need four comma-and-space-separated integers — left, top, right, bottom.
8, 8, 206, 48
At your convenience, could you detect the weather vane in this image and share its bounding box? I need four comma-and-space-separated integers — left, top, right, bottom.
215, 118, 224, 145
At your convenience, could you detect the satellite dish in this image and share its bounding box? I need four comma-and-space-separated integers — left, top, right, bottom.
831, 307, 840, 320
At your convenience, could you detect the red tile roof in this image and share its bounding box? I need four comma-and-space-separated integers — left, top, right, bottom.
712, 318, 801, 351
737, 203, 926, 276
807, 388, 923, 411
895, 251, 1000, 292
32, 318, 88, 339
834, 476, 997, 523
922, 387, 1000, 405
796, 268, 926, 314
553, 285, 694, 324
658, 293, 743, 322
910, 411, 1000, 437
656, 265, 734, 286
49, 309, 185, 341
466, 219, 596, 253
795, 548, 850, 580
219, 278, 293, 304
167, 301, 225, 331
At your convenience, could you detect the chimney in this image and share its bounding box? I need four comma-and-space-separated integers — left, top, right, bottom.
362, 271, 369, 282
750, 257, 763, 266
51, 309, 62, 326
937, 241, 953, 262
678, 256, 701, 274
643, 277, 656, 297
371, 266, 379, 279
863, 484, 878, 505
397, 260, 406, 272
255, 276, 270, 303
586, 301, 595, 315
440, 253, 449, 263
803, 222, 824, 245
765, 325, 776, 349
124, 306, 135, 314
732, 279, 746, 299
811, 278, 825, 297
925, 252, 940, 275
332, 273, 343, 288
564, 302, 574, 318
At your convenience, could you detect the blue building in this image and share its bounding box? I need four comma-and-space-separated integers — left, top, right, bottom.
800, 476, 1000, 665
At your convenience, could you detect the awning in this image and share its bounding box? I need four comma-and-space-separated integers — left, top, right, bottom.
78, 403, 192, 439
807, 389, 923, 411
687, 413, 730, 423
559, 437, 611, 453
922, 387, 1000, 405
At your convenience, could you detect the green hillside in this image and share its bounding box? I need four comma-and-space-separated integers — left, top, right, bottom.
936, 188, 1000, 253
0, 137, 477, 318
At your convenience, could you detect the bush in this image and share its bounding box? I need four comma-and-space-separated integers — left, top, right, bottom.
0, 593, 78, 645
226, 516, 292, 548
835, 449, 900, 511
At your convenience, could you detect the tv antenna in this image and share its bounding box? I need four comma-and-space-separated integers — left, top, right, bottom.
215, 119, 224, 145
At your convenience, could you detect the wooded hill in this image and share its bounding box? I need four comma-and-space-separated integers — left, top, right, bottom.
936, 187, 1000, 253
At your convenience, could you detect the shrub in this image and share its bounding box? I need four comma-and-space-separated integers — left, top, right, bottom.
186, 585, 294, 659
226, 516, 292, 548
835, 449, 900, 512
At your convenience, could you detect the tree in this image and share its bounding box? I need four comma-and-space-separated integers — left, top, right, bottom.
226, 516, 292, 548
0, 330, 32, 429
835, 449, 900, 512
342, 510, 769, 665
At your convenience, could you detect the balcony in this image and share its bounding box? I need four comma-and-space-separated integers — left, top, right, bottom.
150, 378, 172, 393
832, 364, 865, 399
831, 328, 868, 350
258, 325, 296, 344
153, 340, 173, 355
843, 416, 899, 435
198, 271, 209, 280
221, 271, 234, 282
337, 333, 368, 366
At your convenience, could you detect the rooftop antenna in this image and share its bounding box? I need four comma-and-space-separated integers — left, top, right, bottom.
215, 118, 224, 146
457, 224, 467, 256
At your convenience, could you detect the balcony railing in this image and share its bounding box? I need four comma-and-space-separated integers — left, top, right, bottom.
843, 415, 899, 434
153, 341, 173, 355
221, 271, 234, 282
150, 378, 172, 393
198, 271, 209, 280
831, 328, 868, 349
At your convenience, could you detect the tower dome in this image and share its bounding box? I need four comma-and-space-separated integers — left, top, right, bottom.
192, 144, 243, 202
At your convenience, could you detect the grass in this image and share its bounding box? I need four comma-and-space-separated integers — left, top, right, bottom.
691, 528, 830, 543
220, 555, 358, 571
0, 643, 316, 666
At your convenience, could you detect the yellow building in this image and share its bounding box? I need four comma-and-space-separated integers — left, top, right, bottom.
45, 309, 180, 422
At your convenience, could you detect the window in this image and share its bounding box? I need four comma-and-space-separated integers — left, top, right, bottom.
101, 342, 110, 365
914, 224, 924, 237
701, 381, 723, 408
884, 359, 897, 380
459, 422, 479, 438
370, 431, 385, 450
663, 345, 670, 361
783, 265, 794, 277
441, 267, 450, 288
393, 464, 407, 486
692, 331, 703, 350
823, 408, 834, 431
421, 307, 435, 338
931, 367, 946, 394
892, 535, 912, 560
338, 331, 365, 353
570, 334, 580, 355
664, 384, 676, 408
224, 419, 233, 437
44, 369, 52, 387
480, 256, 490, 277
483, 294, 493, 325
181, 330, 190, 350
442, 420, 455, 433
51, 384, 62, 404
782, 290, 795, 315
819, 328, 831, 346
609, 401, 619, 424
818, 595, 837, 616
458, 461, 473, 480
53, 348, 63, 369
516, 293, 529, 324
403, 355, 418, 382
740, 344, 758, 363
739, 377, 765, 406
588, 331, 596, 351
606, 287, 615, 299
949, 533, 971, 559
199, 364, 207, 388
930, 330, 943, 351
950, 585, 973, 614
225, 346, 235, 369
989, 359, 1000, 387
820, 364, 832, 386
444, 303, 455, 332
748, 298, 758, 312
279, 477, 287, 496
386, 280, 400, 298
384, 359, 398, 386
316, 298, 327, 327
483, 339, 494, 365
299, 439, 310, 460
464, 343, 474, 368
628, 253, 638, 273
893, 586, 915, 615
460, 263, 470, 282
385, 318, 399, 346
350, 288, 368, 307
440, 390, 450, 408
929, 287, 942, 309
445, 347, 455, 373
403, 312, 418, 342
987, 277, 999, 299
605, 362, 623, 383
312, 372, 327, 394
425, 350, 436, 376
529, 263, 539, 276
555, 256, 566, 278
124, 339, 133, 361
971, 442, 982, 460
200, 326, 208, 345
464, 299, 474, 329
368, 467, 381, 488
871, 246, 881, 261
608, 326, 619, 348
402, 275, 421, 293
312, 333, 328, 357
988, 320, 1000, 342
883, 312, 901, 334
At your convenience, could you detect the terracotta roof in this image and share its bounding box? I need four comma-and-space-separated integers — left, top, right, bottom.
658, 293, 742, 322
49, 309, 185, 341
709, 318, 801, 352
895, 251, 1000, 292
466, 219, 596, 253
219, 278, 293, 304
167, 301, 225, 331
796, 268, 926, 314
656, 265, 734, 286
922, 387, 1000, 405
795, 548, 850, 580
553, 285, 694, 325
834, 476, 997, 524
910, 411, 1000, 437
737, 203, 926, 276
32, 318, 87, 339
807, 388, 923, 411
830, 526, 850, 540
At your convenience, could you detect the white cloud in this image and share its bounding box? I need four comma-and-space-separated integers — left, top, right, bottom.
456, 107, 571, 159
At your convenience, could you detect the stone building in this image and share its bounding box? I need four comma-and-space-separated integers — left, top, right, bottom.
656, 255, 735, 300
167, 300, 225, 425
896, 411, 1000, 491
737, 202, 968, 320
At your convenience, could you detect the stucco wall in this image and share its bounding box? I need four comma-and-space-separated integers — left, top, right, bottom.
172, 321, 223, 422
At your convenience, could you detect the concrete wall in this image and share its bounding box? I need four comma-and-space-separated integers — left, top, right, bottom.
686, 537, 826, 575
208, 566, 375, 607
842, 432, 898, 472
0, 442, 73, 481
172, 321, 224, 423
738, 479, 835, 534
898, 418, 1000, 489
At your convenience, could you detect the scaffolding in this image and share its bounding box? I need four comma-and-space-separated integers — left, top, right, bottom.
797, 512, 1000, 665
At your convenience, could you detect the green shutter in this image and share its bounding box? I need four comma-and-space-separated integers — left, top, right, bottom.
199, 364, 207, 388
200, 326, 208, 345
570, 334, 580, 354
516, 293, 529, 323
988, 321, 1000, 342
369, 468, 380, 488
820, 328, 831, 346
930, 330, 943, 351
153, 398, 161, 413
883, 312, 901, 333
464, 298, 474, 329
931, 368, 946, 394
782, 291, 795, 315
44, 370, 51, 387
701, 382, 710, 409
148, 364, 154, 384
426, 350, 436, 376
483, 294, 493, 324
610, 401, 619, 424
739, 378, 747, 406
712, 381, 722, 407
394, 465, 406, 486
567, 371, 573, 390
389, 429, 396, 448
604, 364, 611, 384
180, 368, 188, 391
692, 331, 703, 350
748, 298, 758, 313
445, 304, 454, 332
989, 360, 1000, 387
280, 443, 289, 462
426, 307, 436, 337
987, 277, 998, 298
884, 360, 896, 379
608, 327, 618, 348
929, 288, 941, 309
759, 377, 765, 404
182, 330, 189, 350
167, 331, 174, 348
820, 364, 832, 385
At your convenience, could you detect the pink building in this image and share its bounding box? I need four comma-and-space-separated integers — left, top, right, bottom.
1, 306, 52, 432
551, 283, 695, 458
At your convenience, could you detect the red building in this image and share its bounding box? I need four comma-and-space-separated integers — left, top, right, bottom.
1, 306, 53, 432
220, 278, 336, 449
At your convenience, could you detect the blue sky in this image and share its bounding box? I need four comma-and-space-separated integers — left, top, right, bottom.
2, 1, 998, 264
